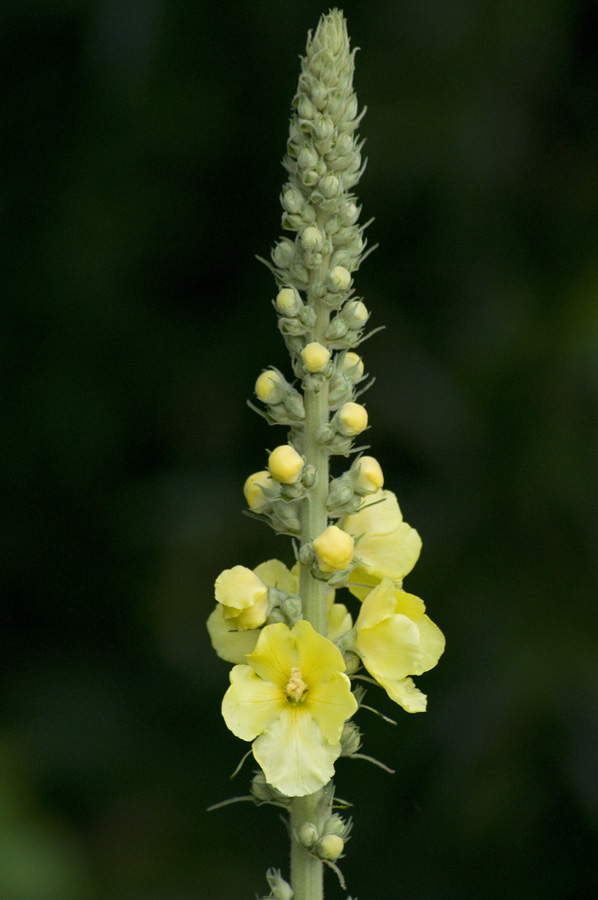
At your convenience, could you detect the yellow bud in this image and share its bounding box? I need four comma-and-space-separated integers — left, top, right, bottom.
313, 525, 354, 572
317, 834, 344, 860
353, 455, 384, 492
255, 369, 285, 402
338, 402, 368, 436
243, 470, 276, 511
276, 287, 301, 315
268, 444, 304, 484
328, 265, 351, 291
343, 299, 368, 325
301, 342, 331, 373
339, 351, 364, 378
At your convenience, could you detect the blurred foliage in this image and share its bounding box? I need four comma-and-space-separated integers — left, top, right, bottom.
2, 0, 597, 898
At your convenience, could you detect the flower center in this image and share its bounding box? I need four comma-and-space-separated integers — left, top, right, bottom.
284, 666, 308, 703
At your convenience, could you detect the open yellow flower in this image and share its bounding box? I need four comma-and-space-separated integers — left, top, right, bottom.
341, 489, 422, 599
354, 578, 445, 712
222, 620, 358, 796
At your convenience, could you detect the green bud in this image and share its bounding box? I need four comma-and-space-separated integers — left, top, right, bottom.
266, 869, 293, 900
298, 822, 319, 848
272, 238, 296, 268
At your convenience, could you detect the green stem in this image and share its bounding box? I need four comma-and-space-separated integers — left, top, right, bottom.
290, 792, 324, 900
299, 213, 333, 636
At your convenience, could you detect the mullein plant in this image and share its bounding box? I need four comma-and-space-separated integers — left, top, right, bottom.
207, 10, 445, 900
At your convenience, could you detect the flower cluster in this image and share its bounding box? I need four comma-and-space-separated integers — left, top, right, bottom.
207, 3, 444, 846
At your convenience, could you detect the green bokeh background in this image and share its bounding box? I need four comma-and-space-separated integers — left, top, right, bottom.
2, 1, 597, 898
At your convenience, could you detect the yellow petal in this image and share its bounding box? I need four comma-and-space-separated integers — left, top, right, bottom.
253, 706, 340, 796
354, 579, 396, 631
292, 620, 347, 684
413, 615, 446, 675
341, 490, 422, 593
221, 665, 285, 740
327, 603, 352, 641
246, 622, 298, 688
307, 671, 357, 744
215, 565, 267, 612
356, 614, 423, 681
376, 675, 428, 713
254, 559, 297, 594
393, 590, 426, 618
206, 605, 261, 664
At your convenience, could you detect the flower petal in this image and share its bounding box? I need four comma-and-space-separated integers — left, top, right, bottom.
253, 706, 340, 796
413, 615, 446, 675
293, 620, 347, 684
307, 672, 357, 744
206, 605, 261, 664
246, 622, 298, 687
357, 614, 423, 681
376, 675, 428, 713
393, 590, 426, 619
254, 559, 297, 594
221, 665, 284, 740
354, 579, 396, 631
327, 603, 352, 641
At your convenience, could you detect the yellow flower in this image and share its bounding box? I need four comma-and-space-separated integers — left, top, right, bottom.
221, 620, 358, 796
341, 489, 422, 599
313, 525, 354, 572
268, 444, 304, 484
354, 578, 445, 712
207, 560, 295, 664
215, 565, 269, 630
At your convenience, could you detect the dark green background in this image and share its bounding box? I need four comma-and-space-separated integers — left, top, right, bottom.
2, 1, 597, 898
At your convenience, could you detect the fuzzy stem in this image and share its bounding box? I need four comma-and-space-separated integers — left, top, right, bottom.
290, 792, 324, 900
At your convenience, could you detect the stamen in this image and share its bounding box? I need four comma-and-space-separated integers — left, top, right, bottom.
284, 666, 308, 702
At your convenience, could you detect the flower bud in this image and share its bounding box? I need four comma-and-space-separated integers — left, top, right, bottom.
281, 185, 305, 214
313, 525, 354, 572
272, 239, 296, 268
351, 455, 384, 493
265, 870, 293, 900
317, 834, 344, 860
340, 720, 362, 756
342, 298, 369, 326
297, 96, 316, 119
300, 225, 323, 251
337, 350, 364, 378
319, 173, 341, 198
301, 341, 331, 373
275, 287, 302, 316
268, 444, 305, 484
255, 369, 286, 404
297, 145, 319, 169
298, 822, 319, 848
339, 199, 360, 225
323, 814, 348, 837
337, 402, 368, 436
327, 265, 351, 292
244, 470, 279, 511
